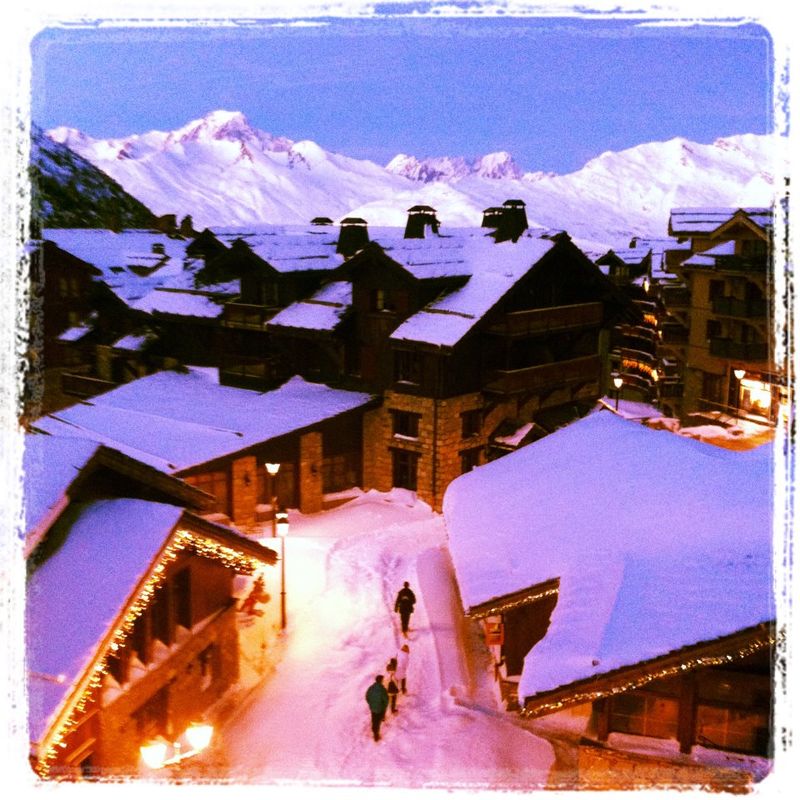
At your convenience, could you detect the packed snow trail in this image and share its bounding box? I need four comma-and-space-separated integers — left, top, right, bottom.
221, 490, 554, 788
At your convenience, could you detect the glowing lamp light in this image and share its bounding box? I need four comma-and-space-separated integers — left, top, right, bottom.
275, 512, 290, 538
612, 375, 624, 390
140, 737, 169, 769
185, 721, 214, 753
265, 462, 280, 477
733, 368, 746, 381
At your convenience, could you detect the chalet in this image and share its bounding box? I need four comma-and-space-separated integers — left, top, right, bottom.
444, 412, 773, 787
32, 368, 376, 526
205, 229, 344, 389
301, 214, 635, 511
657, 208, 780, 423
23, 433, 277, 779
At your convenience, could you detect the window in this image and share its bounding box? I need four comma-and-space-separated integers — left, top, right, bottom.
391, 410, 420, 439
461, 409, 482, 439
394, 350, 421, 384
460, 446, 482, 474
322, 453, 359, 493
609, 691, 679, 740
372, 288, 394, 312
151, 584, 173, 646
705, 319, 722, 340
391, 448, 419, 491
708, 279, 726, 301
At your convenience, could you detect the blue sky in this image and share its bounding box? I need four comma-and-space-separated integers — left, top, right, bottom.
30, 16, 773, 174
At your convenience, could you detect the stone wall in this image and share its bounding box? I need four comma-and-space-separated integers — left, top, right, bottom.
298, 431, 323, 514
230, 455, 258, 528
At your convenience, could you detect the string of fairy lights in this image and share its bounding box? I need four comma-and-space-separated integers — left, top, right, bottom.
470, 585, 559, 620
36, 528, 268, 778
519, 632, 776, 718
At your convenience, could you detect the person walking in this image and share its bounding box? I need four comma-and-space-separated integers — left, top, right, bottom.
395, 643, 409, 694
394, 581, 417, 636
365, 675, 389, 741
386, 661, 400, 714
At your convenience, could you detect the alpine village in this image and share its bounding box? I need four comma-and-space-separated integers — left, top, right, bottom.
17, 116, 785, 792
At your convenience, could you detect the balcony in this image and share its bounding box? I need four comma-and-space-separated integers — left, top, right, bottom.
660, 324, 689, 345
658, 380, 684, 398
484, 354, 600, 396
485, 302, 603, 338
711, 297, 768, 319
222, 303, 273, 330
709, 338, 769, 362
660, 287, 691, 309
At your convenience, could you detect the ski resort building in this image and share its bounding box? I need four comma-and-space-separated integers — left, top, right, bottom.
444, 411, 773, 787
656, 207, 782, 425
23, 433, 277, 778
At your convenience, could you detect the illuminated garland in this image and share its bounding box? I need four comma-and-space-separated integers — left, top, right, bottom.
36, 528, 269, 778
519, 634, 775, 718
470, 586, 559, 620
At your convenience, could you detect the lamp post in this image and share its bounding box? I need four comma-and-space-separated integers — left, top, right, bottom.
276, 511, 289, 630
265, 462, 280, 538
733, 368, 746, 420
612, 373, 624, 411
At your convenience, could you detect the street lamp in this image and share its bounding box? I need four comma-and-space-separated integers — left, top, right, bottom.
140, 721, 214, 770
276, 511, 289, 630
265, 462, 280, 538
612, 373, 624, 412
733, 368, 746, 420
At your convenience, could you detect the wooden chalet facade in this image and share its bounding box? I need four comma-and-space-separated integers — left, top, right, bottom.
316, 225, 631, 511
24, 434, 277, 779
656, 208, 781, 423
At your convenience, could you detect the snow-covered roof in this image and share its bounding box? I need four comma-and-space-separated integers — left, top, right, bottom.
57, 323, 93, 342
681, 239, 738, 267
111, 333, 149, 351
131, 288, 225, 318
43, 229, 189, 271
601, 247, 651, 265
33, 370, 374, 473
390, 236, 556, 348
27, 498, 186, 746
668, 208, 772, 235
22, 434, 100, 538
443, 412, 773, 699
268, 281, 351, 332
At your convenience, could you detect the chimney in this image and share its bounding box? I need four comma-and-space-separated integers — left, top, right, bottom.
337, 217, 369, 257
404, 205, 440, 239
481, 206, 505, 229
311, 216, 334, 226
492, 199, 528, 243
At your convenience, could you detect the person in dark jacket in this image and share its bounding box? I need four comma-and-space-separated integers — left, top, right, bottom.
365, 675, 389, 741
394, 581, 417, 636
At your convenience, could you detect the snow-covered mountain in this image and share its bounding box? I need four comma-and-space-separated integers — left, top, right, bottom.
30, 124, 157, 230
45, 110, 778, 249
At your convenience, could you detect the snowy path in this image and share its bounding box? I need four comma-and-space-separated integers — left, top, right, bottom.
221, 490, 554, 789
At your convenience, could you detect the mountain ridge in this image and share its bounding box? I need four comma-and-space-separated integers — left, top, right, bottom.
42, 110, 777, 250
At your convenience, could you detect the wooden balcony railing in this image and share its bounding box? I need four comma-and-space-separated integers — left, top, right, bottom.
222, 303, 273, 330
711, 297, 768, 319
660, 287, 691, 309
709, 338, 769, 362
485, 302, 603, 338
484, 354, 601, 395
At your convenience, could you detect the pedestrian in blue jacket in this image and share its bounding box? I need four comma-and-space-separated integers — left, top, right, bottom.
365, 675, 389, 741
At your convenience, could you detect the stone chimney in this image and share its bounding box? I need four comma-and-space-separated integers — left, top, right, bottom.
336, 217, 369, 257
404, 205, 440, 239
492, 199, 528, 243
481, 206, 505, 229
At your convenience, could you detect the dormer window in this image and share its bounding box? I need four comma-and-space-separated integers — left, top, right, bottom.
394, 350, 421, 384
372, 288, 394, 312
